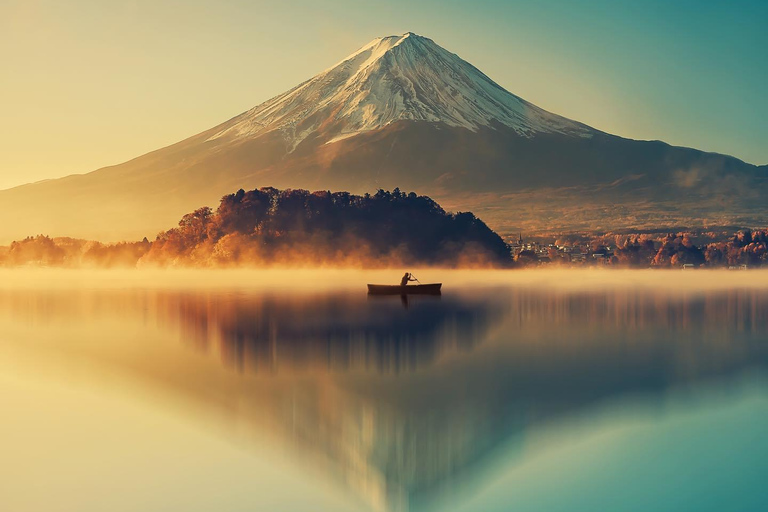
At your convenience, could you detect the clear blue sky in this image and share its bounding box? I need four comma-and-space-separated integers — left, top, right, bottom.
1, 0, 766, 189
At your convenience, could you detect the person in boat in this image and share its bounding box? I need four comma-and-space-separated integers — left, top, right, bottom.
400, 272, 417, 286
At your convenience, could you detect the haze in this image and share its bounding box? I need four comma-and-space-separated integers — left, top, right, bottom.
2, 267, 767, 293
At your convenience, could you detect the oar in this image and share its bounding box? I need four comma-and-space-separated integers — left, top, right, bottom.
411, 274, 422, 283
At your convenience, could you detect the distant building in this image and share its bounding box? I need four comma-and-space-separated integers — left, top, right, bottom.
509, 233, 524, 256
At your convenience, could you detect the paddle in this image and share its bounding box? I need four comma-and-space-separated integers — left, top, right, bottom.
411, 274, 422, 284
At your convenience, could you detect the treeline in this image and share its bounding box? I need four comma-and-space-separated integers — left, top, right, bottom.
615, 230, 768, 267
0, 188, 511, 268
4, 187, 768, 269
530, 230, 768, 268
142, 187, 511, 267
0, 236, 151, 268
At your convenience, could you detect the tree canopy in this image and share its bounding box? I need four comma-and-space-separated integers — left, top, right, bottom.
140, 187, 512, 267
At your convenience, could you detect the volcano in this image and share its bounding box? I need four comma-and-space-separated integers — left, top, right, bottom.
1, 32, 765, 242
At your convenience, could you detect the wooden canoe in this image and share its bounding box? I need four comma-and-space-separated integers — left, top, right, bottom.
367, 283, 442, 295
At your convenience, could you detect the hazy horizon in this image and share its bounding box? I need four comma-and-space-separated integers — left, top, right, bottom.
1, 0, 766, 190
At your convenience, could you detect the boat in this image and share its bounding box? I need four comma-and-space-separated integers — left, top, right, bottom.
367, 283, 442, 295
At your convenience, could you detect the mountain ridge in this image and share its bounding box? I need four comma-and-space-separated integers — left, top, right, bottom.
0, 32, 765, 243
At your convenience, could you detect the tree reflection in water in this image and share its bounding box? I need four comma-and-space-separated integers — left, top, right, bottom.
1, 284, 767, 511
152, 287, 768, 511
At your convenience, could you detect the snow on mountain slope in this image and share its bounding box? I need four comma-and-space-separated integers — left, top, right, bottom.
208, 32, 593, 150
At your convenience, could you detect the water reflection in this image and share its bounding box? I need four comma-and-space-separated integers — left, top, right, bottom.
160, 292, 495, 373
1, 280, 767, 512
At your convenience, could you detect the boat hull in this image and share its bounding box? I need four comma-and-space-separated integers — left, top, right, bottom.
367, 283, 442, 295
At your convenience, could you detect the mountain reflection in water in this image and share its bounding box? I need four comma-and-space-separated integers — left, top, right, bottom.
1, 277, 767, 512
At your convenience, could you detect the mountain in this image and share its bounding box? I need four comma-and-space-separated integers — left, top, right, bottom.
1, 32, 765, 243
208, 32, 593, 148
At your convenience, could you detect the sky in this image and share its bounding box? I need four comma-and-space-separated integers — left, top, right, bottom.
1, 0, 766, 190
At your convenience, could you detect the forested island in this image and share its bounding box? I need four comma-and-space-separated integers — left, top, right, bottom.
1, 186, 767, 269
0, 188, 509, 268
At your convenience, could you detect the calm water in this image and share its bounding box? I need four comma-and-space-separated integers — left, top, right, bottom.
1, 270, 767, 512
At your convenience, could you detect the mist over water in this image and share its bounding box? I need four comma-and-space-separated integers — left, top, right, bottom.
1, 269, 767, 512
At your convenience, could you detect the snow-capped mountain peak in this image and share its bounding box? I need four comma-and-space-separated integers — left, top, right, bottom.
208, 32, 592, 149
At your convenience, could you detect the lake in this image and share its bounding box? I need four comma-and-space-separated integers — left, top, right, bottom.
1, 269, 767, 512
